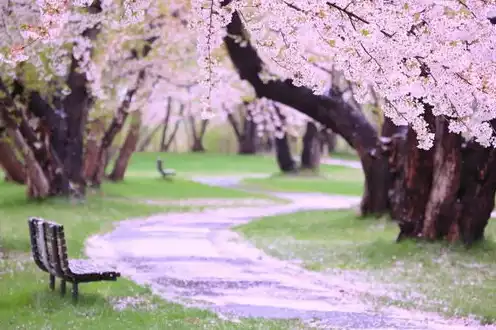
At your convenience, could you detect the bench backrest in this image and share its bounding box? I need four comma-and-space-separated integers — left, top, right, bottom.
28, 218, 71, 278
28, 218, 49, 272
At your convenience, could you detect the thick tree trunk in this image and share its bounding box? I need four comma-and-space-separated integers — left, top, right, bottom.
422, 116, 462, 240
0, 138, 25, 184
300, 121, 321, 171
108, 111, 142, 181
389, 114, 495, 245
451, 132, 496, 246
61, 56, 90, 197
392, 112, 435, 240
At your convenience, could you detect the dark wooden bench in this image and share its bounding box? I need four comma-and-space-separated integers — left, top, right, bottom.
156, 158, 176, 179
28, 217, 120, 302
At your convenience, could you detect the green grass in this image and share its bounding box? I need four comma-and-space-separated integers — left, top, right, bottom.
328, 151, 359, 161
236, 210, 496, 323
0, 181, 304, 329
242, 167, 364, 196
125, 152, 359, 176
126, 152, 283, 175
101, 177, 259, 200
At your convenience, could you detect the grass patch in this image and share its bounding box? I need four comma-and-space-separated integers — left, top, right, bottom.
0, 181, 303, 329
125, 152, 360, 177
101, 177, 259, 200
242, 167, 363, 196
125, 152, 282, 175
236, 210, 496, 323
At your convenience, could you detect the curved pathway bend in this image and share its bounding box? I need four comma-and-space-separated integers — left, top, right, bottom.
86, 174, 491, 329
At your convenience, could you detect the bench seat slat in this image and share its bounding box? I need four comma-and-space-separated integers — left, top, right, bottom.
68, 259, 119, 277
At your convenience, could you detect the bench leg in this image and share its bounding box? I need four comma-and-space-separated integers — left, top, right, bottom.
60, 280, 66, 296
72, 282, 78, 303
49, 275, 55, 291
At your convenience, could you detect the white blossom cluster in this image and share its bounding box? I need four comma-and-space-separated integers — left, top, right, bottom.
193, 0, 496, 149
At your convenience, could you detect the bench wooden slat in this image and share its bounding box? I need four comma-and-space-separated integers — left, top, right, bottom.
28, 218, 48, 273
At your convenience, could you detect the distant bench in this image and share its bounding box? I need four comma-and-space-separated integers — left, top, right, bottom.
156, 158, 176, 179
28, 218, 120, 302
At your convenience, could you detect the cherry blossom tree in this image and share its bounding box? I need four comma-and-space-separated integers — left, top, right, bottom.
192, 0, 496, 245
3, 0, 496, 245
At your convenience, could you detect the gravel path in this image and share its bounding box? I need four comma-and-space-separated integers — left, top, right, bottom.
86, 174, 491, 329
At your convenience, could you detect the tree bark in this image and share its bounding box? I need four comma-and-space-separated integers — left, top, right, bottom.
273, 106, 297, 173
227, 104, 259, 155
422, 116, 462, 240
391, 112, 435, 240
160, 97, 172, 151
189, 115, 209, 152
0, 138, 25, 184
138, 124, 160, 151
323, 129, 337, 154
8, 127, 50, 198
108, 111, 142, 181
162, 104, 185, 152
452, 133, 496, 246
300, 121, 321, 171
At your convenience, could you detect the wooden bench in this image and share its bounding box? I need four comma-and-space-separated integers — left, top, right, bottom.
28, 217, 120, 302
156, 158, 176, 179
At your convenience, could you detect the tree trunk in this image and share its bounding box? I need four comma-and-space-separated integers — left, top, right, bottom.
454, 137, 496, 246
8, 127, 50, 198
0, 138, 25, 184
391, 112, 436, 240
238, 119, 258, 154
189, 116, 208, 152
323, 129, 337, 153
83, 138, 99, 181
108, 111, 142, 181
300, 121, 321, 171
61, 56, 90, 198
138, 124, 160, 152
227, 105, 259, 155
160, 97, 172, 152
422, 116, 462, 240
275, 135, 297, 173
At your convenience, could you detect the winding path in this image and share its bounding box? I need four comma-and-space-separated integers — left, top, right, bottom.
86, 174, 491, 329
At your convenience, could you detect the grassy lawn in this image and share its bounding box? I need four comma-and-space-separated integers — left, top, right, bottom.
101, 177, 260, 200
242, 167, 364, 196
236, 210, 496, 324
125, 152, 360, 177
0, 181, 304, 329
125, 152, 283, 176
